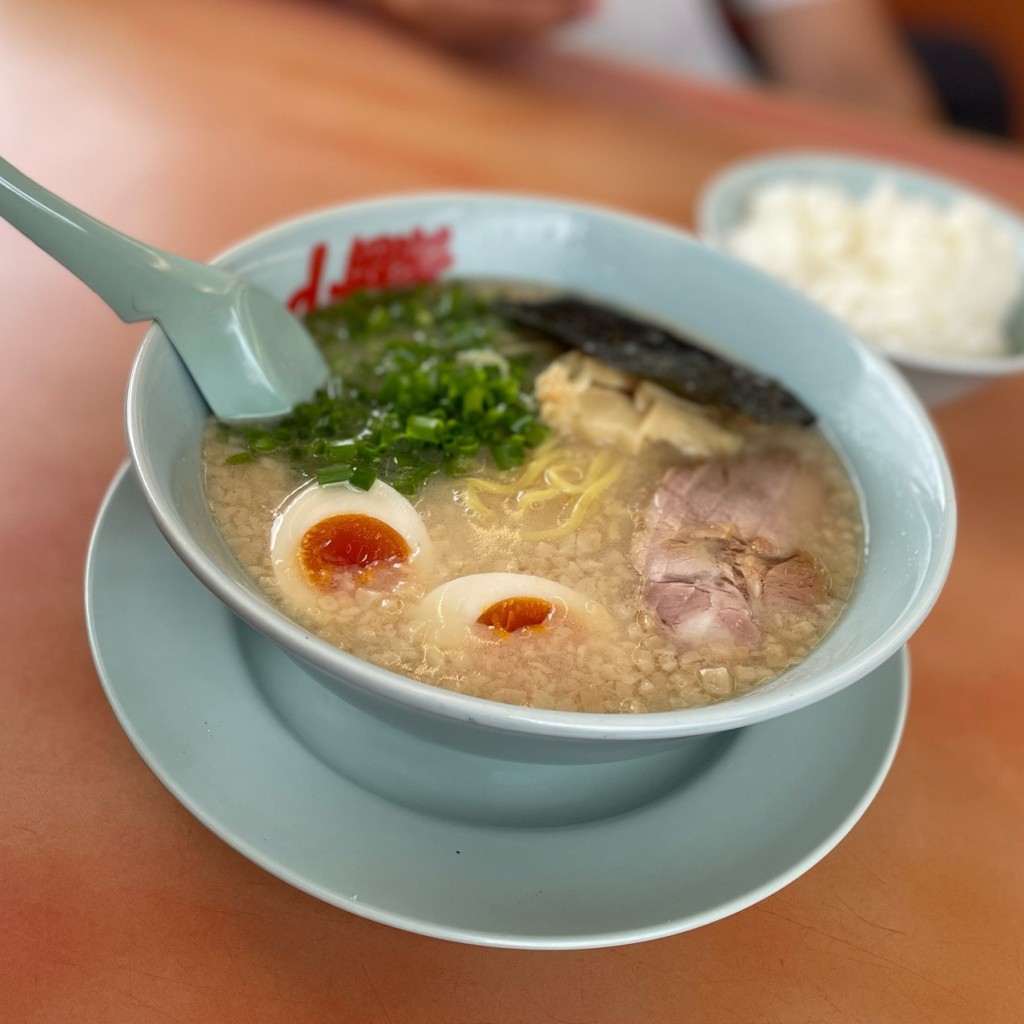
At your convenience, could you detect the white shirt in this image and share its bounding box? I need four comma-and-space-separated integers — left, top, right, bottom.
557, 0, 825, 83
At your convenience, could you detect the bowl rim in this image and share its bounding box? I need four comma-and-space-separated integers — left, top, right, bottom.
695, 148, 1024, 376
126, 189, 957, 740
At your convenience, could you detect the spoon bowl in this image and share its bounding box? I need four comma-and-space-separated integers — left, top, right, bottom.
0, 157, 327, 421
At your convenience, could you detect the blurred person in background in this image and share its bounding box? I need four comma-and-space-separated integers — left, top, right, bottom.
356, 0, 1010, 134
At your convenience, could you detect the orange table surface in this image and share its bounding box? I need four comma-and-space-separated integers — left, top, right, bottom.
2, 1, 1023, 1020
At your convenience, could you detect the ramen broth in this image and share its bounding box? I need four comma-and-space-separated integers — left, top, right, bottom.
202, 284, 862, 713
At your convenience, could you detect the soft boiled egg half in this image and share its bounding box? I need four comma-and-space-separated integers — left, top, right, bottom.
416, 572, 608, 648
271, 480, 433, 603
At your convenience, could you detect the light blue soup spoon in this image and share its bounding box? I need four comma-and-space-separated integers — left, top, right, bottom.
0, 156, 327, 421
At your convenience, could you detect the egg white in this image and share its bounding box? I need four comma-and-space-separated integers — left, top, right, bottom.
416, 572, 607, 648
270, 479, 433, 604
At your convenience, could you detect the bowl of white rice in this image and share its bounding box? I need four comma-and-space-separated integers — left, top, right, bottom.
697, 151, 1024, 406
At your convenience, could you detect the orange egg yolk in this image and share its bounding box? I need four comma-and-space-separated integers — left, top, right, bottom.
299, 514, 411, 589
476, 596, 554, 634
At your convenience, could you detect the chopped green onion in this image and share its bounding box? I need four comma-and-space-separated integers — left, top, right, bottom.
349, 464, 378, 491
219, 282, 548, 494
327, 440, 359, 460
490, 442, 524, 471
316, 464, 353, 485
406, 414, 443, 442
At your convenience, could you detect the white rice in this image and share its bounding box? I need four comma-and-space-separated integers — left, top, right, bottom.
724, 180, 1022, 358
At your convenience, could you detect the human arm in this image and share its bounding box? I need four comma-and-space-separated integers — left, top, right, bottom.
353, 0, 595, 48
739, 0, 941, 122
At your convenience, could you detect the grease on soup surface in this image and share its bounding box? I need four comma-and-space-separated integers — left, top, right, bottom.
203, 282, 862, 713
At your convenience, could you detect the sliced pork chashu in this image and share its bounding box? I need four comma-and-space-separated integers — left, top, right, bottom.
638, 451, 831, 647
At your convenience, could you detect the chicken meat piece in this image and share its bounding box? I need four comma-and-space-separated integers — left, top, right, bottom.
535, 352, 741, 458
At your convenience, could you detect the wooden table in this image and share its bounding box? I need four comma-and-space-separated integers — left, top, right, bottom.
3, 0, 1022, 1020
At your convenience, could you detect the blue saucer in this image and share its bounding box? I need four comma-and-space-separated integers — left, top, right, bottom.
85, 464, 908, 949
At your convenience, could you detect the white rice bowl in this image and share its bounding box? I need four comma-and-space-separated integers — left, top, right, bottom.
697, 152, 1024, 406
725, 180, 1020, 359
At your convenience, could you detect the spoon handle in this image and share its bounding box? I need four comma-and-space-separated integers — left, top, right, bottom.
0, 155, 226, 323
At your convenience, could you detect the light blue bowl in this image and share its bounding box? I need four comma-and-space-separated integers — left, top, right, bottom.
697, 151, 1024, 406
125, 193, 956, 826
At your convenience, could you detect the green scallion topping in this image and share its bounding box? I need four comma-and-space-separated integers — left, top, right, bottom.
219, 282, 548, 493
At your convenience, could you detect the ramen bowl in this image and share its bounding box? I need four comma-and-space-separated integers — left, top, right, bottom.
697, 151, 1024, 407
126, 193, 955, 827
